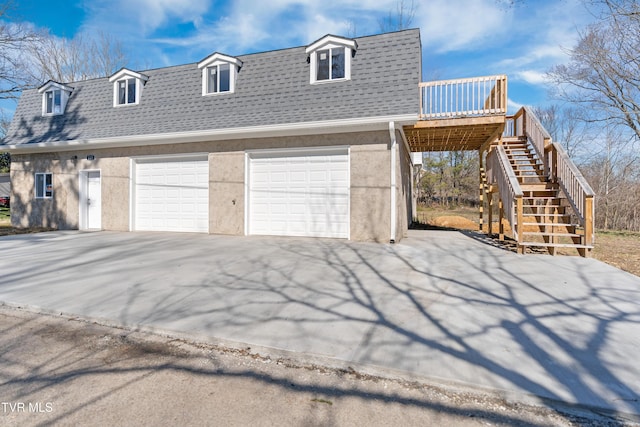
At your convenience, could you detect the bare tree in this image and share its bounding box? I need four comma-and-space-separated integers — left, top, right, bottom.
581, 126, 640, 230
379, 0, 417, 32
547, 0, 640, 141
26, 30, 127, 84
0, 2, 41, 99
532, 104, 593, 160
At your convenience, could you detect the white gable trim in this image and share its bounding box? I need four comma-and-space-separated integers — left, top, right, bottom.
108, 68, 149, 83
305, 35, 357, 54
197, 53, 242, 69
38, 81, 73, 94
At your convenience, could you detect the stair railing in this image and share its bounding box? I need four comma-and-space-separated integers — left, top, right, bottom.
548, 142, 596, 246
487, 145, 524, 244
522, 106, 552, 178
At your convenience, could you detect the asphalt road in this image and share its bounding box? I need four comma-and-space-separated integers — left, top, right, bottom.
0, 306, 627, 427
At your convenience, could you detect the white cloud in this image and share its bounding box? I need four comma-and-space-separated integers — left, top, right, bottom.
137, 0, 397, 57
417, 0, 512, 53
515, 70, 549, 85
507, 97, 523, 113
81, 0, 211, 36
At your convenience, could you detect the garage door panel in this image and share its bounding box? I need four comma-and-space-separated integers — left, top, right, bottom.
134, 157, 209, 233
249, 149, 349, 238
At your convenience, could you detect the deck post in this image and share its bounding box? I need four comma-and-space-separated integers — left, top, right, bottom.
516, 197, 524, 254
498, 198, 504, 241
582, 196, 594, 258
479, 149, 485, 232
549, 202, 557, 256
488, 191, 493, 235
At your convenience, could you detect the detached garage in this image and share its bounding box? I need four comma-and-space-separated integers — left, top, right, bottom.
132, 155, 209, 233
247, 148, 350, 239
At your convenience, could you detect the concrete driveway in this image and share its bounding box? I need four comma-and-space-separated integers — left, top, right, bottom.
0, 230, 639, 418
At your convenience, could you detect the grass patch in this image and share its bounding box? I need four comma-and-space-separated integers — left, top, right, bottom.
0, 207, 9, 223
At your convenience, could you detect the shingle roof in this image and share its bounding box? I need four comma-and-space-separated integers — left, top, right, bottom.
2, 29, 421, 146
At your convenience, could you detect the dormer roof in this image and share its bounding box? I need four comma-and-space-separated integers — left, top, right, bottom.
305, 34, 358, 54
38, 80, 73, 93
197, 53, 243, 69
108, 68, 149, 83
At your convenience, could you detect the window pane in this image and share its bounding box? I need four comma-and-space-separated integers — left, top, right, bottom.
36, 174, 44, 198
316, 49, 330, 81
118, 81, 126, 104
331, 48, 345, 79
208, 66, 218, 93
219, 63, 230, 92
53, 90, 62, 114
46, 91, 54, 113
127, 78, 136, 103
45, 174, 53, 197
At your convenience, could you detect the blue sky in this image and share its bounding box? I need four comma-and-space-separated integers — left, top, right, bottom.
5, 0, 598, 115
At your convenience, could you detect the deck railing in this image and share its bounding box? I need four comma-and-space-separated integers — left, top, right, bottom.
420, 75, 507, 120
487, 145, 523, 242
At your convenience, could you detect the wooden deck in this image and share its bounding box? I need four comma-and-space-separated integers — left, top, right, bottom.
409, 75, 594, 256
403, 115, 505, 152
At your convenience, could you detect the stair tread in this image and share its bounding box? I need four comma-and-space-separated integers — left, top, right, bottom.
522, 231, 581, 237
520, 242, 594, 249
523, 196, 560, 199
521, 221, 577, 225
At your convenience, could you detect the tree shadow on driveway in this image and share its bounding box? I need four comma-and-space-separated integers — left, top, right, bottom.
0, 230, 639, 421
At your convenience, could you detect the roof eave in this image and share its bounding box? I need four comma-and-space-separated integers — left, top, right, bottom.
3, 115, 418, 154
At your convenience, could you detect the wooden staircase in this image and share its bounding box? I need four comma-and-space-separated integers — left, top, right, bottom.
499, 136, 594, 256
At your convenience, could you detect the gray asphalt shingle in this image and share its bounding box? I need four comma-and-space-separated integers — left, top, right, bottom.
2, 29, 421, 146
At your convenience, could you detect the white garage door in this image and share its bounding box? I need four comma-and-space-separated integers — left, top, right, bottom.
249, 148, 349, 238
134, 156, 209, 233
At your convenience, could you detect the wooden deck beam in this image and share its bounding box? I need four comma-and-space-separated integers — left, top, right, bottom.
403, 115, 506, 152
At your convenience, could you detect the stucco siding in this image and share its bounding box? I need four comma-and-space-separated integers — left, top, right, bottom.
210, 151, 245, 235
395, 129, 413, 242
350, 142, 391, 242
9, 131, 395, 242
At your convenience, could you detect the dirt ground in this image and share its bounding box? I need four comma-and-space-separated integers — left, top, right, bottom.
416, 206, 640, 277
0, 305, 629, 427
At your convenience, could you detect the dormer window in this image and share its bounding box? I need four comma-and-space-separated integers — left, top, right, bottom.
46, 89, 62, 114
306, 35, 357, 84
197, 53, 242, 95
109, 68, 149, 107
38, 81, 73, 116
117, 78, 137, 105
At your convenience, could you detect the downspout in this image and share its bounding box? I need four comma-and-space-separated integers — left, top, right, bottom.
389, 121, 397, 244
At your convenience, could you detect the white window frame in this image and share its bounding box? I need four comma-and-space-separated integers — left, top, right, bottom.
305, 35, 357, 85
108, 69, 149, 107
35, 172, 53, 199
38, 82, 72, 116
115, 77, 139, 106
197, 53, 242, 96
45, 89, 62, 114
